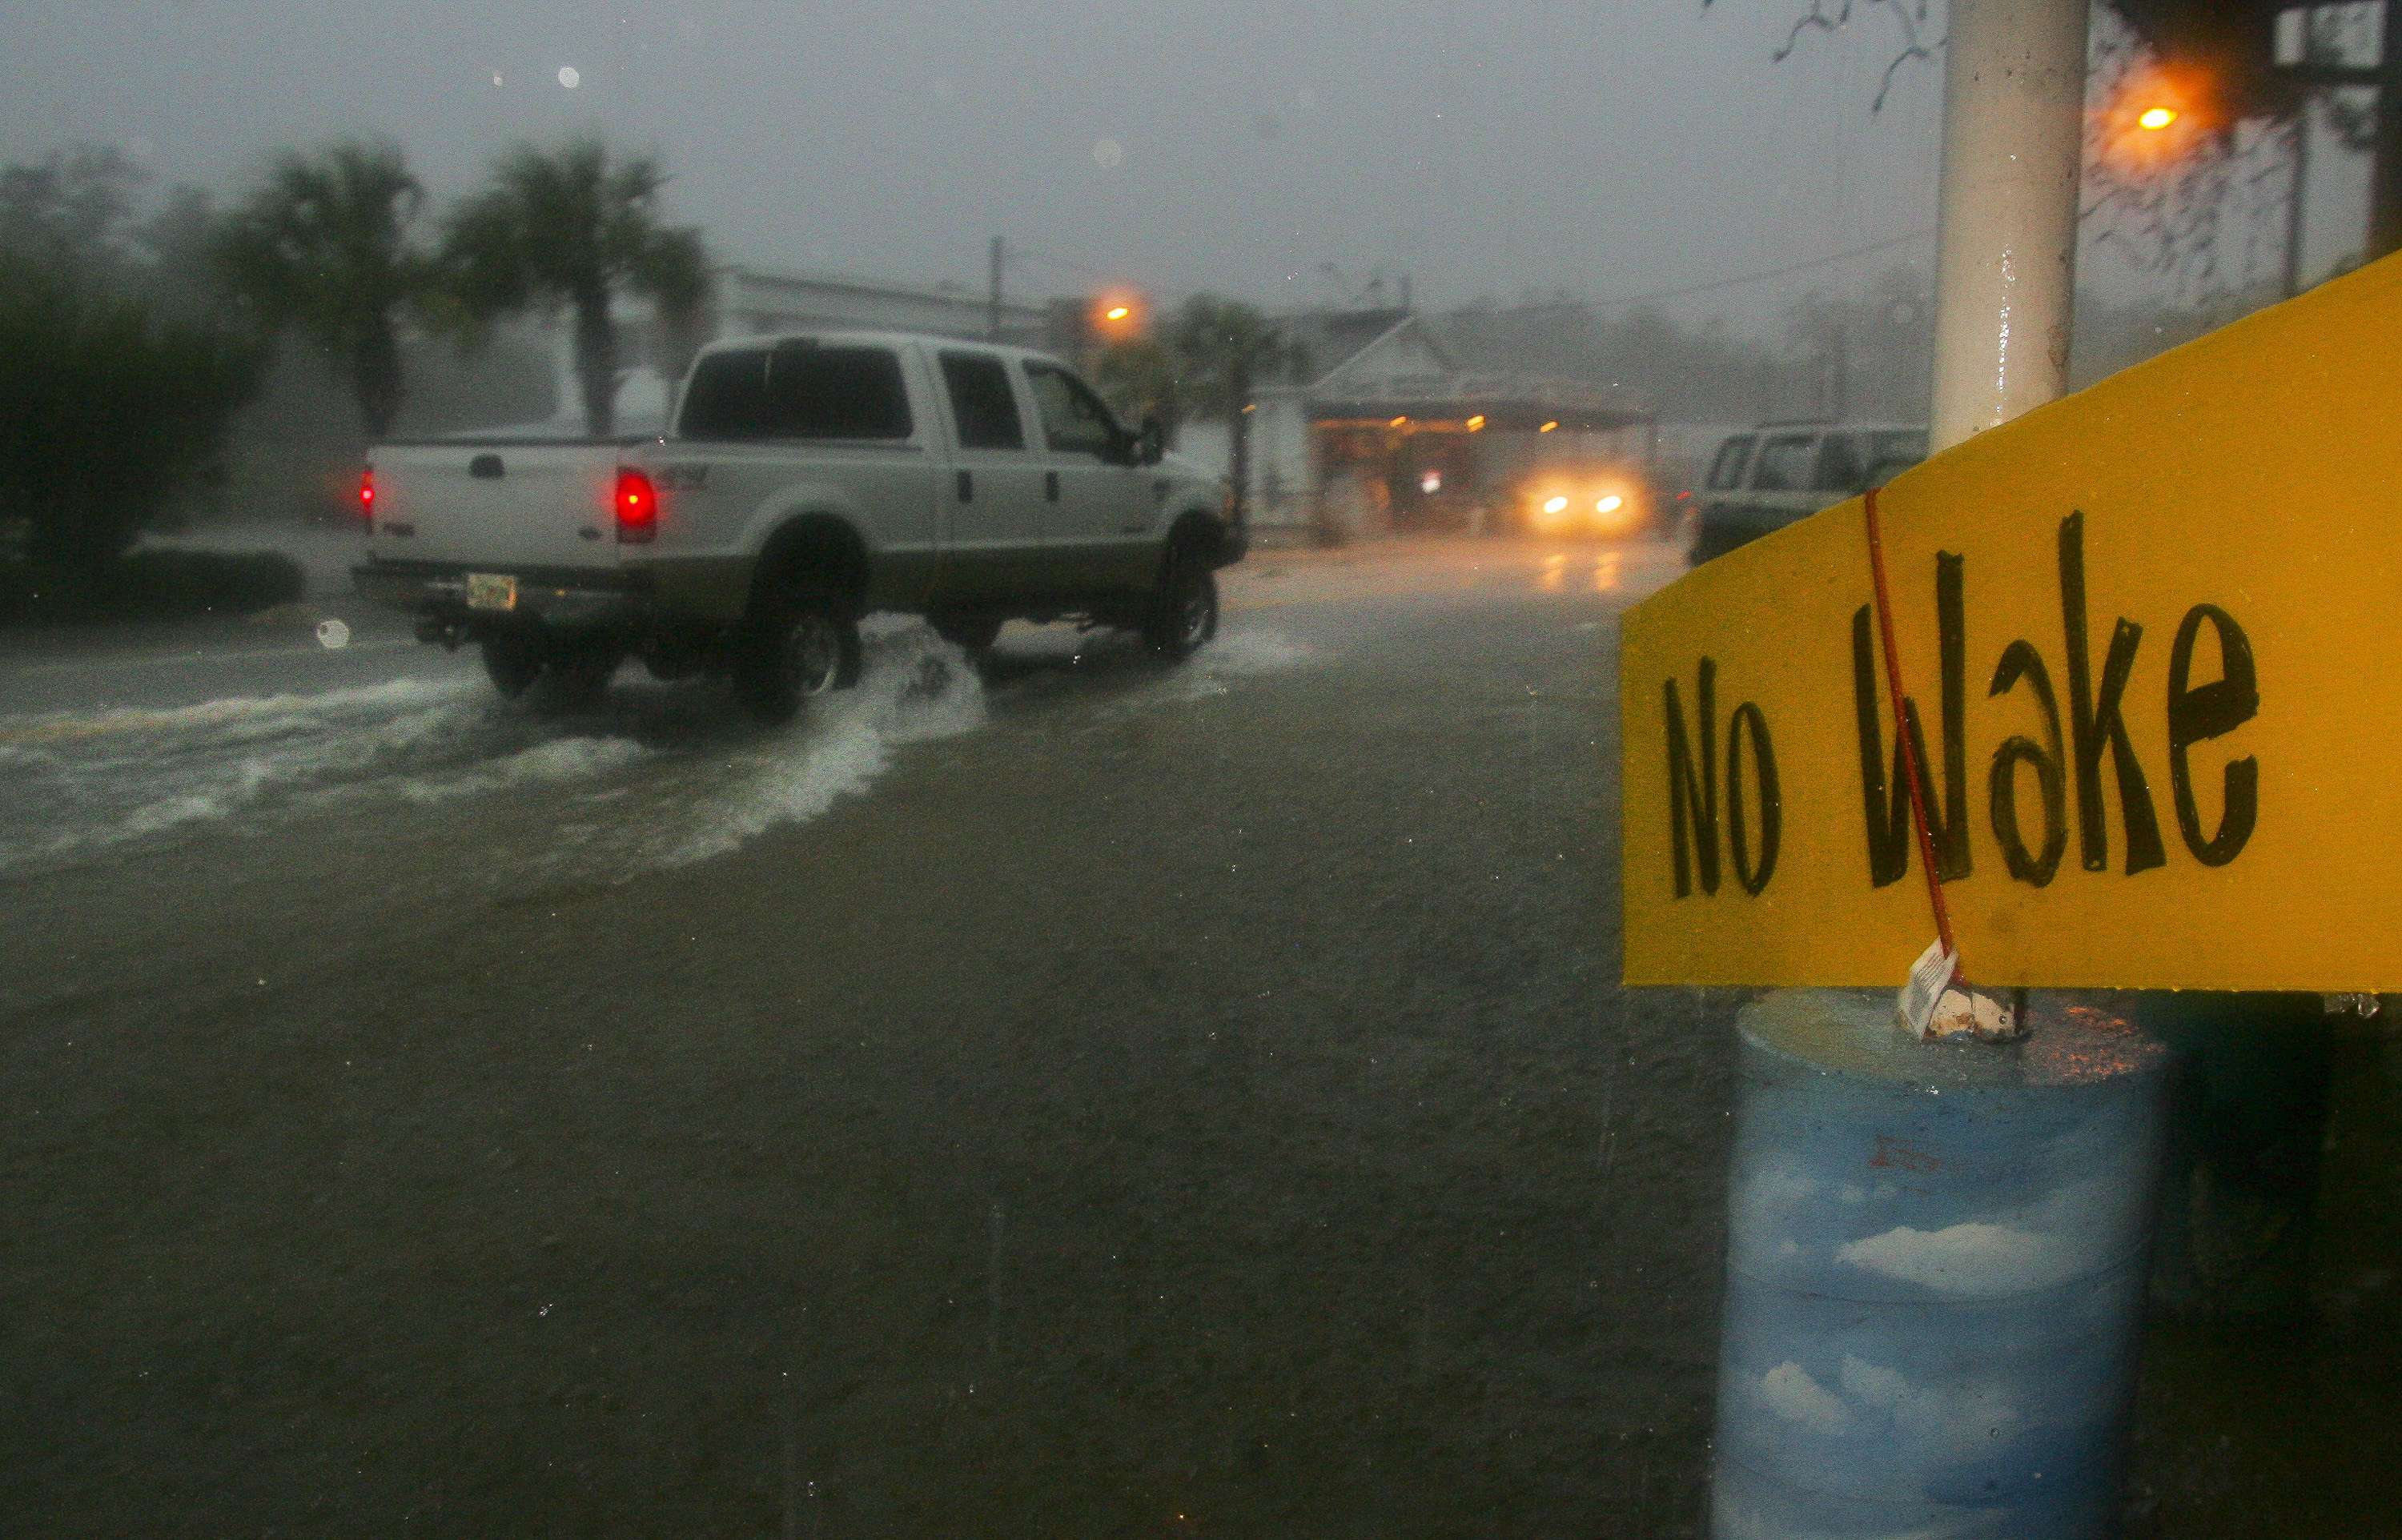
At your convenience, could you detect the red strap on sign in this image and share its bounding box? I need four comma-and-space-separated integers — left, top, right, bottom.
1862, 486, 1958, 969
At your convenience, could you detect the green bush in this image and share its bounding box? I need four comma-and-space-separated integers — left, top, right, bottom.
0, 549, 302, 625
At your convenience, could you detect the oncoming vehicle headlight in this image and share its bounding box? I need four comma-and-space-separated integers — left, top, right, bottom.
1542, 495, 1569, 515
1596, 494, 1624, 515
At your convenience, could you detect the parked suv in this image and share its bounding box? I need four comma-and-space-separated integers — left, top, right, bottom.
1689, 421, 1928, 564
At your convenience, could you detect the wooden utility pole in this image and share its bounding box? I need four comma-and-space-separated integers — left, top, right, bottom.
2374, 0, 2402, 257
988, 236, 1004, 341
2284, 98, 2314, 297
2281, 0, 2402, 262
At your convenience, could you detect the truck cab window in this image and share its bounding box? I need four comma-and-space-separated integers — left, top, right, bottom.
1707, 434, 1757, 490
763, 343, 913, 439
678, 348, 772, 440
679, 344, 913, 441
1812, 432, 1864, 493
1024, 363, 1121, 458
1751, 433, 1817, 491
1869, 429, 1929, 469
939, 351, 1026, 451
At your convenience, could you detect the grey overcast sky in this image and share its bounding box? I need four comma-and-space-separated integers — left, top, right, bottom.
0, 1, 2367, 323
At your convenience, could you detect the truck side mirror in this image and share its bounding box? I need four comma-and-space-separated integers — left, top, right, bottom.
1138, 415, 1166, 466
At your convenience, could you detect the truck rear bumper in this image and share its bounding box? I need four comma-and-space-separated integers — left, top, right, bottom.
353, 560, 654, 632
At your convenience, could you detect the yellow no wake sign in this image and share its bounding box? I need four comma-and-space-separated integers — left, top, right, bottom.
1621, 253, 2402, 991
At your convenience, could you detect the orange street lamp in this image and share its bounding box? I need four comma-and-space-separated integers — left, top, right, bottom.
2099, 60, 2209, 166
1539, 419, 1559, 433
1091, 291, 1147, 339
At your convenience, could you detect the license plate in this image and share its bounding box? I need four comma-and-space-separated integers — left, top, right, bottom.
465, 572, 517, 612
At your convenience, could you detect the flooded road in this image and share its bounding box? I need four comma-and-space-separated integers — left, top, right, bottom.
5, 537, 1735, 1537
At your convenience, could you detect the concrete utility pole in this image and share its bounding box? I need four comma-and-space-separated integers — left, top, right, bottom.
1824, 313, 1850, 423
1925, 0, 2092, 451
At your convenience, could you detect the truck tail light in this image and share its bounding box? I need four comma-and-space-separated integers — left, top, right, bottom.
616, 468, 657, 543
359, 466, 376, 530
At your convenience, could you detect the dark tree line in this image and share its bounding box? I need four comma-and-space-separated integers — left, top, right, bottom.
0, 136, 711, 589
0, 147, 262, 581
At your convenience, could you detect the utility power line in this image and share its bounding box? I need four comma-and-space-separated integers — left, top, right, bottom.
999, 226, 1934, 315
1575, 227, 1937, 311
1005, 243, 1110, 282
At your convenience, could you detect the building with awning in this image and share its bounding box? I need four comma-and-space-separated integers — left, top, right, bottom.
1182, 308, 1656, 540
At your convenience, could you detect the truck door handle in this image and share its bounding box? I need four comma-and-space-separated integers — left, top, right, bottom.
1045, 471, 1060, 503
957, 471, 973, 502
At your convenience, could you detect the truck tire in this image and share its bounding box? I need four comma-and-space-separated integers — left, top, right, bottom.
733, 575, 859, 725
1142, 541, 1218, 660
481, 636, 541, 700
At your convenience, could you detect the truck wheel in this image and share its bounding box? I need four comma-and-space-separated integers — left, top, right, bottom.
1142, 544, 1218, 660
734, 576, 858, 725
481, 636, 541, 700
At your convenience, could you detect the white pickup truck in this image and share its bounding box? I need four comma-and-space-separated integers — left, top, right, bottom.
355, 330, 1242, 721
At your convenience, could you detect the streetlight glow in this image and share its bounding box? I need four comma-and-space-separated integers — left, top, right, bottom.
1091, 291, 1145, 335
2137, 106, 2177, 131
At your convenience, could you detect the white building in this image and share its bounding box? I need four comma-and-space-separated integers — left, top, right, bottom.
527, 263, 1067, 435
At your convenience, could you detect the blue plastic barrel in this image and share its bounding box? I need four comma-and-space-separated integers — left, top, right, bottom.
1711, 989, 2169, 1538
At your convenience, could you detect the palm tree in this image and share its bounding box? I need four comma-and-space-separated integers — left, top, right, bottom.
440, 138, 712, 437
1166, 296, 1303, 519
215, 139, 428, 439
1093, 337, 1183, 443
